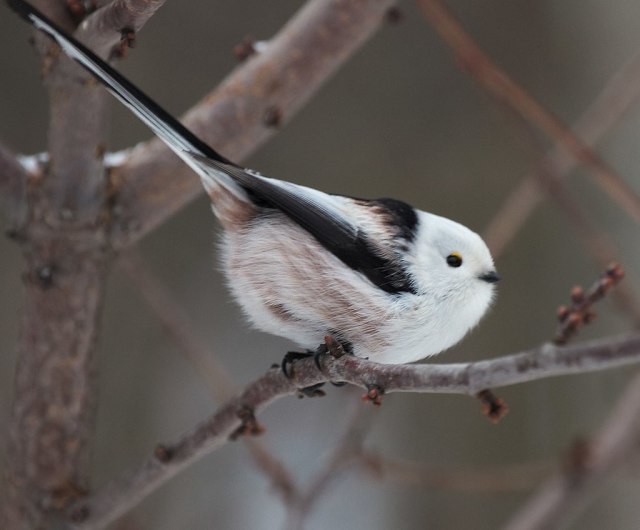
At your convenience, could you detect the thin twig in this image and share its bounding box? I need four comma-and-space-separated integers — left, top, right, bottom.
484, 49, 640, 258
66, 332, 640, 529
503, 371, 640, 530
528, 163, 640, 324
554, 264, 625, 345
416, 0, 640, 224
74, 0, 166, 59
109, 0, 397, 248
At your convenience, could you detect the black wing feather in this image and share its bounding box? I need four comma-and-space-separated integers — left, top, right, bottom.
194, 155, 417, 295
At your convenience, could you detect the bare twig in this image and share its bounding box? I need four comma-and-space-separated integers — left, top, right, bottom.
74, 0, 166, 59
503, 371, 640, 530
527, 163, 640, 324
416, 0, 640, 224
484, 50, 640, 258
554, 264, 625, 345
109, 0, 397, 248
66, 332, 640, 529
0, 140, 28, 222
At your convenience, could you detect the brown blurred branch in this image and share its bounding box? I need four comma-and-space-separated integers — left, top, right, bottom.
484, 50, 640, 259
503, 371, 640, 530
0, 140, 28, 221
109, 0, 396, 248
66, 332, 640, 529
416, 0, 640, 225
74, 0, 166, 58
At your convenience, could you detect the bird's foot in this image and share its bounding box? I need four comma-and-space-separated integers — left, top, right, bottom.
281, 350, 314, 378
279, 335, 353, 397
280, 350, 327, 398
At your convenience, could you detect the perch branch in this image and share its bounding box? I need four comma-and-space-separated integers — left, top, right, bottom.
109, 0, 397, 248
66, 332, 640, 529
503, 370, 640, 530
416, 0, 640, 224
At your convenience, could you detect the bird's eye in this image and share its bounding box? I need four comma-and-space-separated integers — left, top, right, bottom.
446, 253, 463, 268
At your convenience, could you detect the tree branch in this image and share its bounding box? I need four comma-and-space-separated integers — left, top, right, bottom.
416, 0, 640, 225
1, 2, 167, 528
66, 332, 640, 529
108, 0, 396, 248
74, 0, 166, 59
503, 371, 640, 530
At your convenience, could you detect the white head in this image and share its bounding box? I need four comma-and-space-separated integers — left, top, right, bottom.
409, 211, 497, 292
402, 211, 498, 351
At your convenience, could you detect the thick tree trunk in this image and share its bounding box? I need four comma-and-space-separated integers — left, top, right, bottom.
3, 234, 110, 529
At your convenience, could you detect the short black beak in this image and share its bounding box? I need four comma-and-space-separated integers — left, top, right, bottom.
479, 270, 501, 284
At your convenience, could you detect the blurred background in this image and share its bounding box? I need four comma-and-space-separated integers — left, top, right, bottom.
1, 0, 640, 528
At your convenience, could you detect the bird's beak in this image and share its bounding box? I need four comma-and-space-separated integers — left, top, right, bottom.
479, 270, 501, 284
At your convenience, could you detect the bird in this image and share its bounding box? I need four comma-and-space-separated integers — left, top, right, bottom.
6, 0, 499, 366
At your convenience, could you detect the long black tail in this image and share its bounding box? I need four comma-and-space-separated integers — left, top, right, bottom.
6, 0, 240, 176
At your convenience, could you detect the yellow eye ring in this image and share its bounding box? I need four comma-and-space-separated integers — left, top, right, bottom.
446, 253, 463, 268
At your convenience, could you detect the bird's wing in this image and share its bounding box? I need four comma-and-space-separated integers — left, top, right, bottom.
193, 155, 417, 294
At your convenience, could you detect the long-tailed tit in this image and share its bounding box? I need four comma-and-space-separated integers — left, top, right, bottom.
7, 0, 500, 364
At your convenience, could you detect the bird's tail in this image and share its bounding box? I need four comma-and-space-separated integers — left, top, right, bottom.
7, 0, 254, 226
